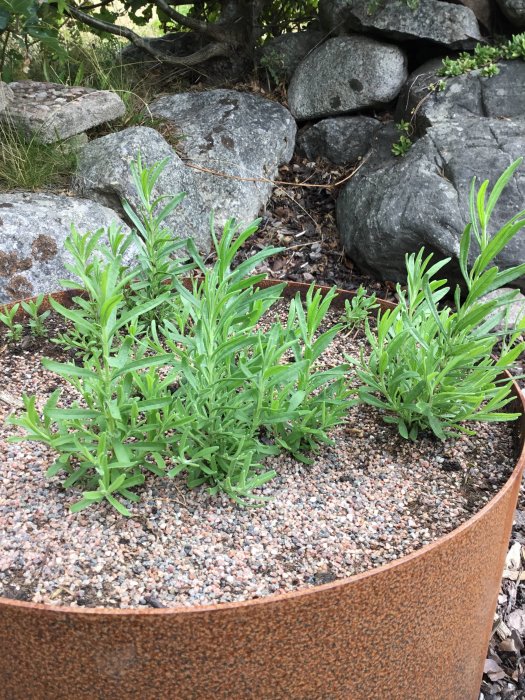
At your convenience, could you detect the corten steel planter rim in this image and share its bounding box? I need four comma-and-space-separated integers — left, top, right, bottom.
1, 278, 523, 620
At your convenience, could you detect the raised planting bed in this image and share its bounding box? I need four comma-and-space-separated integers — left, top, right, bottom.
0, 280, 523, 700
1, 157, 525, 700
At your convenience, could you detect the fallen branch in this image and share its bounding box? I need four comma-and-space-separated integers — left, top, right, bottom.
183, 151, 371, 190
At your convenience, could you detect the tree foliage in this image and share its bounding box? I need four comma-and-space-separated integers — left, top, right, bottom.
0, 0, 319, 78
0, 0, 65, 77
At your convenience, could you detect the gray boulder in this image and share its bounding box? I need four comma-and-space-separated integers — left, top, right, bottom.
149, 89, 296, 228
318, 0, 351, 35
259, 31, 325, 83
0, 194, 134, 303
297, 116, 380, 164
495, 0, 525, 27
288, 36, 407, 120
397, 60, 525, 133
336, 118, 525, 286
459, 0, 492, 28
319, 0, 482, 48
1, 81, 125, 144
0, 82, 13, 112
121, 31, 207, 65
74, 126, 211, 252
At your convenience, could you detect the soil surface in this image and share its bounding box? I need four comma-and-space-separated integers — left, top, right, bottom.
0, 304, 519, 610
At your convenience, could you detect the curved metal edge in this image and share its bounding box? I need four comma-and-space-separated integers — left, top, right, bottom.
0, 280, 522, 618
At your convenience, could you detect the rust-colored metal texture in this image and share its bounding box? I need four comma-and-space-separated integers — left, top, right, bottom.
0, 282, 523, 700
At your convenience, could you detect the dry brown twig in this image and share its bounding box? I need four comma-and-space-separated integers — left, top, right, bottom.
183, 151, 371, 190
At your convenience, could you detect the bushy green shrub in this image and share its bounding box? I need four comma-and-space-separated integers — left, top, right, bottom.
438, 33, 525, 79
9, 157, 350, 513
353, 159, 525, 440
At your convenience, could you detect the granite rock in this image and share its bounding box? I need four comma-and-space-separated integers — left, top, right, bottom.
74, 126, 211, 252
0, 82, 14, 112
0, 194, 134, 302
396, 60, 525, 134
297, 116, 380, 164
495, 0, 525, 27
149, 89, 296, 228
288, 36, 407, 120
337, 119, 525, 287
319, 0, 482, 48
1, 81, 125, 144
259, 30, 325, 83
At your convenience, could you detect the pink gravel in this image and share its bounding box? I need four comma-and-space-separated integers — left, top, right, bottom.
0, 310, 520, 608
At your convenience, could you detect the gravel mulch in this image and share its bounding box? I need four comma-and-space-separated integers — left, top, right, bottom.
0, 306, 519, 610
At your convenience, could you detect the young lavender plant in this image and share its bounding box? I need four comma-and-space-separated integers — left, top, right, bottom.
21, 294, 50, 338
9, 156, 353, 513
122, 153, 200, 323
8, 225, 178, 515
354, 158, 525, 440
0, 303, 23, 343
150, 220, 352, 504
342, 286, 379, 333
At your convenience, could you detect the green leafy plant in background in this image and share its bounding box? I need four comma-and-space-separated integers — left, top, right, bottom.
0, 0, 66, 79
438, 33, 525, 79
21, 293, 50, 337
391, 120, 412, 157
9, 156, 351, 513
0, 301, 22, 342
354, 158, 525, 440
259, 48, 287, 86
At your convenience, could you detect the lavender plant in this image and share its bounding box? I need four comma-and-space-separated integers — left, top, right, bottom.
152, 219, 351, 503
8, 225, 177, 515
342, 286, 379, 332
9, 157, 352, 512
354, 158, 525, 440
21, 293, 50, 338
122, 154, 200, 321
0, 302, 23, 342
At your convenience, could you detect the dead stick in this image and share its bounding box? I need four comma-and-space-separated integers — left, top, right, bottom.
183, 151, 371, 190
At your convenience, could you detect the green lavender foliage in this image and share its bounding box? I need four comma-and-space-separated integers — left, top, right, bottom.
8, 224, 177, 516
9, 157, 352, 513
0, 302, 22, 342
123, 154, 200, 321
353, 158, 525, 440
21, 293, 50, 337
342, 287, 379, 332
152, 220, 352, 503
279, 284, 351, 459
